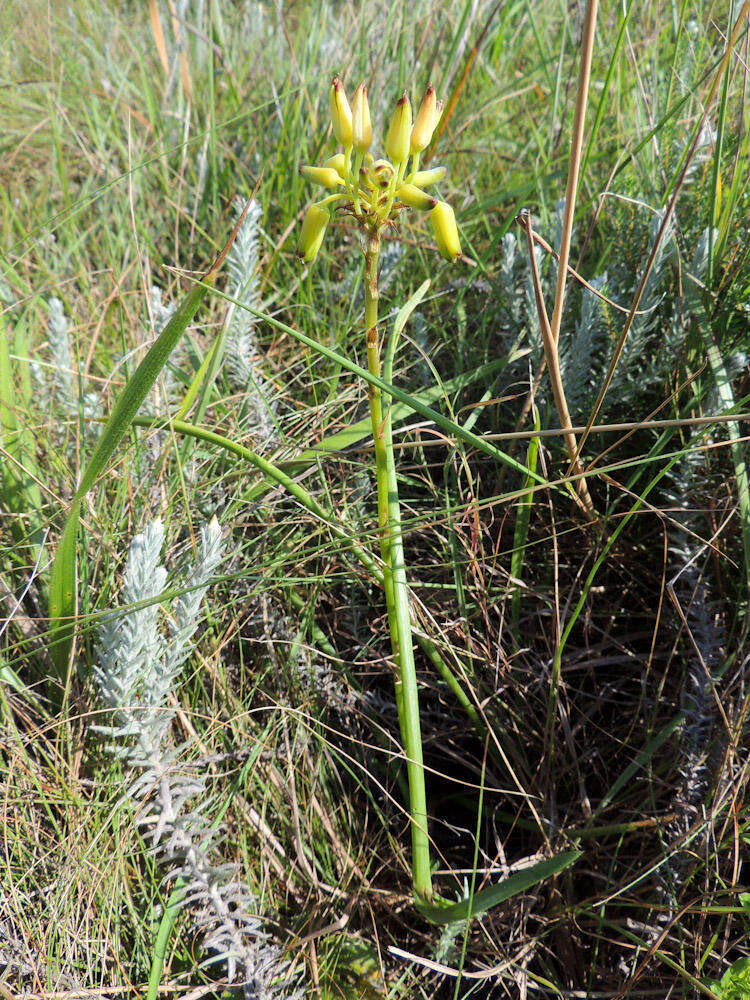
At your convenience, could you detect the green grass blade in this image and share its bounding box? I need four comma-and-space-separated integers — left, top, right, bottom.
213, 285, 549, 488
273, 356, 514, 476
47, 280, 211, 680
687, 277, 750, 632
0, 311, 43, 534
416, 850, 582, 924
48, 500, 82, 687
146, 882, 186, 1000
47, 207, 250, 682
510, 408, 540, 628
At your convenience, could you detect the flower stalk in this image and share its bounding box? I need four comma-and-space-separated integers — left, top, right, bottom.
363, 226, 432, 901
296, 77, 463, 902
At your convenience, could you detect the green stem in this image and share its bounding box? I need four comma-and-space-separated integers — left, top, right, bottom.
405, 150, 420, 183
364, 227, 432, 903
352, 149, 364, 214
380, 159, 407, 223
363, 229, 403, 724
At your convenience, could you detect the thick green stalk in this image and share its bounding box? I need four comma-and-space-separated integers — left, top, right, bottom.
364, 228, 432, 903
363, 230, 403, 721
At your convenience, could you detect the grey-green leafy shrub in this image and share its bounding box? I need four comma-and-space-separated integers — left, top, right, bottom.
223, 197, 279, 446
34, 297, 100, 426
93, 518, 298, 999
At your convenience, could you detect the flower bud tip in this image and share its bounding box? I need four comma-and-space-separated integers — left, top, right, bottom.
385, 91, 413, 164
296, 202, 330, 263
351, 81, 372, 154
329, 76, 353, 147
411, 84, 438, 153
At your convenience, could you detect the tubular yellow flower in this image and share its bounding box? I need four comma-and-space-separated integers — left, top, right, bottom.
385, 92, 412, 165
410, 84, 437, 153
430, 201, 461, 261
324, 153, 347, 178
397, 183, 437, 211
300, 165, 344, 189
410, 166, 447, 188
329, 76, 353, 147
351, 82, 372, 154
296, 202, 330, 262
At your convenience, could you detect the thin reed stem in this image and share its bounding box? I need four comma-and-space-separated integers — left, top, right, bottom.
518, 211, 597, 521
549, 0, 600, 348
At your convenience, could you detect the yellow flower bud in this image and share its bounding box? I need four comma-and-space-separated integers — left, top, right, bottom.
410, 84, 437, 153
397, 183, 437, 211
324, 153, 347, 178
296, 203, 330, 263
430, 201, 461, 261
410, 166, 447, 188
385, 92, 412, 164
351, 82, 372, 154
300, 165, 344, 189
329, 76, 353, 147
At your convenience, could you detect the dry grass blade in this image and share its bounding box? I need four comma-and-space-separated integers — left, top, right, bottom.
548, 0, 599, 348
148, 0, 170, 76
518, 209, 596, 521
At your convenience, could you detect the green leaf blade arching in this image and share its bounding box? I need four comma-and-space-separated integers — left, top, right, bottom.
47, 279, 210, 683
415, 850, 582, 925
46, 204, 252, 687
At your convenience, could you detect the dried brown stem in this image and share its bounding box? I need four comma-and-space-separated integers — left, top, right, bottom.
518, 211, 597, 522
549, 0, 600, 348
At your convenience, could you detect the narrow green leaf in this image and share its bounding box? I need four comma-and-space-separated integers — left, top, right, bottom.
279, 356, 514, 474
416, 850, 582, 925
213, 286, 549, 487
510, 407, 540, 628
687, 275, 750, 632
48, 500, 81, 681
47, 280, 209, 680
0, 311, 43, 526
46, 203, 252, 683
147, 883, 186, 1000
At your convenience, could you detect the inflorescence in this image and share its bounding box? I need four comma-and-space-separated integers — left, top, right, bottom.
296, 77, 462, 263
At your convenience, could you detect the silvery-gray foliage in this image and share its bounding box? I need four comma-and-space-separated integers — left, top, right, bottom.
491, 130, 718, 436
559, 273, 608, 420
224, 197, 279, 446
655, 227, 726, 913
522, 241, 545, 354
94, 518, 297, 998
149, 284, 176, 334
607, 207, 676, 402
146, 286, 186, 418
498, 231, 521, 328
48, 297, 75, 409
551, 197, 568, 257
38, 297, 101, 425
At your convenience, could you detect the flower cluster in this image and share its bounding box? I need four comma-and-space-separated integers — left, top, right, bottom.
296, 77, 461, 263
